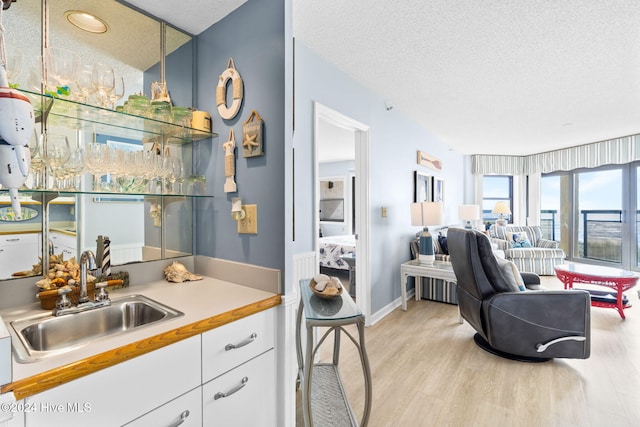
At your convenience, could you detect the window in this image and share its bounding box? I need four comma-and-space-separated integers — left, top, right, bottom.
482, 176, 512, 225
576, 169, 622, 263
542, 166, 628, 268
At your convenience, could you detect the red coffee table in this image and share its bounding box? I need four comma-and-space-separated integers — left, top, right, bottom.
555, 263, 639, 319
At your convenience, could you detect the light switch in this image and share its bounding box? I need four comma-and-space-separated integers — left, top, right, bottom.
238, 204, 257, 234
381, 207, 388, 218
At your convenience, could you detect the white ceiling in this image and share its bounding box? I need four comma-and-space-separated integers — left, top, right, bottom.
123, 0, 247, 36
126, 1, 640, 156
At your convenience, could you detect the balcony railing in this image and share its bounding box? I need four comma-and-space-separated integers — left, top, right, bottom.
540, 209, 624, 263
580, 209, 623, 262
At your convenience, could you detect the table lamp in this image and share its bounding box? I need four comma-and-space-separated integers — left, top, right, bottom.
458, 205, 480, 229
492, 201, 511, 226
411, 201, 443, 264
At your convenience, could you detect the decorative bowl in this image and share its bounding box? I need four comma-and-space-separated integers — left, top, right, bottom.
309, 277, 343, 299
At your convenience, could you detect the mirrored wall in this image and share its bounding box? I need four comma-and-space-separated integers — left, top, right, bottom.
0, 0, 196, 280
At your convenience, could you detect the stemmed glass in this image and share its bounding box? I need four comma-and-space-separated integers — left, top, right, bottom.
45, 47, 80, 96
64, 148, 85, 191
27, 131, 46, 189
42, 134, 71, 190
72, 64, 95, 104
92, 63, 115, 108
108, 76, 125, 109
5, 47, 23, 86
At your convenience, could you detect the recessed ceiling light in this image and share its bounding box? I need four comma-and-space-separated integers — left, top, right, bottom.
65, 10, 108, 34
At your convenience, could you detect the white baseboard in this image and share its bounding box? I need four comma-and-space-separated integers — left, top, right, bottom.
367, 289, 415, 326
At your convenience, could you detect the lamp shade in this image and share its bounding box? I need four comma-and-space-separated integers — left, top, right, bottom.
492, 201, 511, 215
458, 204, 480, 221
411, 201, 443, 226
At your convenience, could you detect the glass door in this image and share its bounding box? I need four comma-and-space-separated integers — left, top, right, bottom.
575, 168, 622, 263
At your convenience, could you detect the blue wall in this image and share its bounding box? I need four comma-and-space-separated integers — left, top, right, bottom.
292, 42, 465, 313
193, 0, 286, 272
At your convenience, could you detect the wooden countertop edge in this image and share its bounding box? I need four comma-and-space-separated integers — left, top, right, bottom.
1, 294, 282, 400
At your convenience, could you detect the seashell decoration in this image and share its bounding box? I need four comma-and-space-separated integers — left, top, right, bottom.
163, 261, 203, 283
34, 254, 95, 290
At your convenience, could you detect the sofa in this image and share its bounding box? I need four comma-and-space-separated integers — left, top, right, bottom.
489, 225, 566, 275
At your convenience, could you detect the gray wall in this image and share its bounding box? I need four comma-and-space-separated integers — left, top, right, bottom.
292, 42, 465, 313
193, 0, 286, 272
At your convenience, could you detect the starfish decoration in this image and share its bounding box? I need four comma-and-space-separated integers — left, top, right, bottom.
242, 132, 259, 151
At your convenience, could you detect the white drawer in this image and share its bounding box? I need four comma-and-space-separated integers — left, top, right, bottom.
202, 309, 274, 383
0, 234, 38, 246
26, 335, 201, 427
202, 349, 275, 427
125, 387, 202, 427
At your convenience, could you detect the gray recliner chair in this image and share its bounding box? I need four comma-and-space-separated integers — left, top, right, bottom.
447, 228, 591, 361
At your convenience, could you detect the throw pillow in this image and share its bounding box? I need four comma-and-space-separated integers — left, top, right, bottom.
506, 231, 532, 248
438, 235, 449, 255
495, 257, 526, 292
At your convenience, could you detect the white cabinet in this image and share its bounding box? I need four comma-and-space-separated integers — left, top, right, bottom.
25, 335, 201, 427
202, 308, 276, 426
125, 387, 202, 427
202, 308, 275, 382
202, 350, 275, 427
0, 234, 40, 279
49, 231, 76, 260
15, 308, 277, 427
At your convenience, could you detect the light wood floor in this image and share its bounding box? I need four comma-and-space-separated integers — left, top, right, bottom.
296, 275, 640, 426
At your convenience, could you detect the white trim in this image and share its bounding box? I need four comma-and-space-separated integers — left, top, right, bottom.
276, 291, 298, 427
313, 102, 371, 322
368, 290, 416, 326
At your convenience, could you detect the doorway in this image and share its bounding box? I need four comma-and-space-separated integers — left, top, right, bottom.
314, 102, 370, 320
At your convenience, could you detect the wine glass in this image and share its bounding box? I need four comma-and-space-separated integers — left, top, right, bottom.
108, 76, 125, 109
5, 47, 23, 86
92, 63, 115, 108
64, 148, 85, 191
72, 64, 95, 104
42, 134, 71, 190
45, 47, 80, 96
27, 131, 46, 189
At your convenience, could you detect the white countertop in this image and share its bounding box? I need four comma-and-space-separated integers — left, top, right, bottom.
1, 276, 278, 384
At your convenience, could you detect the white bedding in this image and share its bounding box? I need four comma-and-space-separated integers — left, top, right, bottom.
319, 235, 356, 270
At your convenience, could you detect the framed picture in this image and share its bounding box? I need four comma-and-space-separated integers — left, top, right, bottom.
414, 171, 432, 202
432, 177, 444, 202
417, 150, 442, 171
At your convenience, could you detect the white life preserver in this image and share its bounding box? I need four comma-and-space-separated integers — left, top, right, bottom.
216, 58, 243, 120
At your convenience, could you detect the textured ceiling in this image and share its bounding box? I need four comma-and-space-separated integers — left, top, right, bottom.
293, 0, 640, 155
123, 0, 247, 36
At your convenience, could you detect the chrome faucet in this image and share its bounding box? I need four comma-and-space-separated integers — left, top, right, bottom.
78, 250, 97, 304
53, 250, 111, 316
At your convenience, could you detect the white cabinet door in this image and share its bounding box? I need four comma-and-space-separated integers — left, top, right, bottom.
25, 335, 201, 427
201, 309, 275, 383
202, 350, 275, 427
125, 387, 202, 427
0, 234, 40, 278
49, 232, 76, 260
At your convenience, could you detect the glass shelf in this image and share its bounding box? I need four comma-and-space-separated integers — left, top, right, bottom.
1, 187, 211, 200
23, 90, 218, 144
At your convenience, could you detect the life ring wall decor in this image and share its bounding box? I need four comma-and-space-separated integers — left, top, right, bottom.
216, 58, 244, 120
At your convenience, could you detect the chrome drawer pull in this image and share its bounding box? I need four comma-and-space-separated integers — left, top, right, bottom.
225, 332, 257, 351
167, 410, 190, 427
214, 377, 249, 400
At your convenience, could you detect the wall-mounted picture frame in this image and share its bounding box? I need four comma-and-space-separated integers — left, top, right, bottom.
432, 176, 444, 202
417, 150, 442, 171
414, 171, 432, 202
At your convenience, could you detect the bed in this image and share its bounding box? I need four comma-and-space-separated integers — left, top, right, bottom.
319, 234, 356, 270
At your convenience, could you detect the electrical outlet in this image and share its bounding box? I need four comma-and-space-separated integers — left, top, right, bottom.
238, 204, 257, 234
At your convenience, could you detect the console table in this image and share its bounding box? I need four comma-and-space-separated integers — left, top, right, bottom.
296, 279, 372, 426
400, 260, 457, 311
